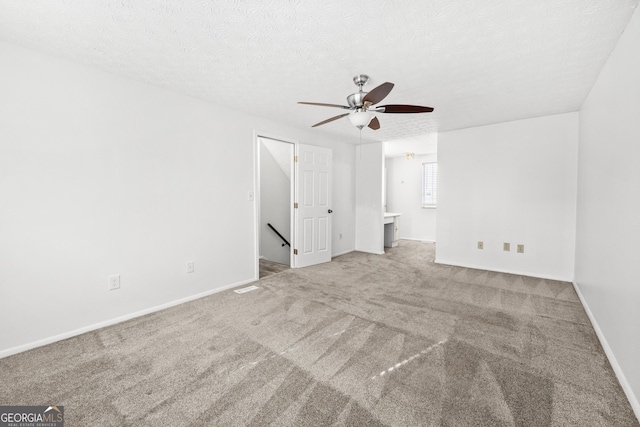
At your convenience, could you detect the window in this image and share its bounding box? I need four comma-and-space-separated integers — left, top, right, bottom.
422, 162, 438, 208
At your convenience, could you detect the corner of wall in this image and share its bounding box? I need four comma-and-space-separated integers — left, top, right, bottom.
572, 282, 640, 421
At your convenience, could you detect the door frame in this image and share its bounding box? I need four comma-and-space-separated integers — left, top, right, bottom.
254, 131, 297, 280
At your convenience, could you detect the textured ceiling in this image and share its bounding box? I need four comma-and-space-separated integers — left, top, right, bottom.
0, 0, 638, 150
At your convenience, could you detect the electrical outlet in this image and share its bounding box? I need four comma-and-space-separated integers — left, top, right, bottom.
186, 261, 194, 273
517, 244, 524, 253
503, 243, 510, 252
339, 233, 343, 240
477, 241, 483, 250
108, 274, 120, 290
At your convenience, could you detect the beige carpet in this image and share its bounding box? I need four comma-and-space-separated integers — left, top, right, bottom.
1, 241, 637, 426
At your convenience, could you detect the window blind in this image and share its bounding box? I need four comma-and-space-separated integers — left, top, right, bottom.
422, 162, 437, 207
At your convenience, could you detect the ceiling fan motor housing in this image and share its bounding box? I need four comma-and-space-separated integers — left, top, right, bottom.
347, 92, 367, 109
348, 74, 370, 110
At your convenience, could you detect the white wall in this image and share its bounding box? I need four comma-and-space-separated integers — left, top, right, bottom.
329, 140, 357, 257
436, 113, 578, 281
355, 142, 384, 254
386, 153, 437, 241
575, 5, 640, 417
259, 138, 292, 265
0, 41, 356, 355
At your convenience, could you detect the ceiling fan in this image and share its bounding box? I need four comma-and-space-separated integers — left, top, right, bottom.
298, 74, 434, 130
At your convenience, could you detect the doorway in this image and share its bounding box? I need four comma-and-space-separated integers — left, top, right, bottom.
254, 135, 334, 279
257, 136, 294, 274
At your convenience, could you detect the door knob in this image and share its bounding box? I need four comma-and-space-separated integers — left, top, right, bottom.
328, 209, 333, 214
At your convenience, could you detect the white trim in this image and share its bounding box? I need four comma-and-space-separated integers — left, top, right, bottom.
399, 237, 436, 243
572, 282, 640, 422
434, 259, 572, 282
253, 131, 260, 281
254, 131, 297, 272
253, 130, 300, 147
360, 249, 386, 255
332, 249, 355, 258
0, 278, 255, 360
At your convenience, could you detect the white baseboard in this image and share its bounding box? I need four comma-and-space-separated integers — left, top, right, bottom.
359, 250, 385, 255
332, 249, 355, 258
434, 259, 572, 282
399, 237, 436, 243
572, 282, 640, 422
0, 278, 256, 360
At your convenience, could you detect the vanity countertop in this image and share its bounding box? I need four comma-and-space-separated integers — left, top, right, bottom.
384, 212, 401, 224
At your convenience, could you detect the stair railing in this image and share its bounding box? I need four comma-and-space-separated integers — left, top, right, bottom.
267, 223, 290, 247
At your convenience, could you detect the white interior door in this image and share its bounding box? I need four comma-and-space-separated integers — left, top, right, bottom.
295, 143, 332, 268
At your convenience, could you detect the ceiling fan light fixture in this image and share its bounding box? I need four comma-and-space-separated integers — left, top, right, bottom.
348, 111, 374, 129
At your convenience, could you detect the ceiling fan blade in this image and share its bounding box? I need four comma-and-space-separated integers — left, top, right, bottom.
368, 116, 380, 130
378, 104, 434, 113
362, 82, 394, 105
311, 113, 350, 127
298, 102, 350, 109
